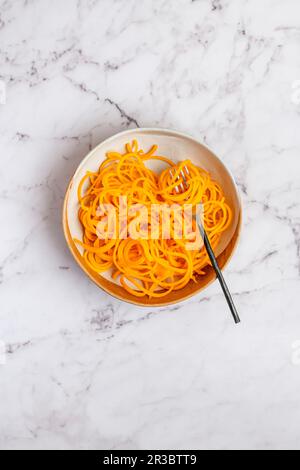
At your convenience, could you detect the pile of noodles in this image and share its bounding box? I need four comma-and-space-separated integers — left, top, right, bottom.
74, 140, 232, 298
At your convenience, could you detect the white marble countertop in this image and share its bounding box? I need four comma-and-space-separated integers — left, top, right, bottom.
0, 0, 300, 451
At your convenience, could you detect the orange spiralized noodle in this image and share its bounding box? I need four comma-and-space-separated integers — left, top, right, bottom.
74, 140, 233, 298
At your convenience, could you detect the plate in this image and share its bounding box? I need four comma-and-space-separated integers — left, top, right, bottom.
63, 128, 242, 307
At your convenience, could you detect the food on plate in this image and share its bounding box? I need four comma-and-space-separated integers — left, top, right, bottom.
74, 141, 232, 298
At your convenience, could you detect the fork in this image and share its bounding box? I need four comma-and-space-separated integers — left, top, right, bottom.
170, 166, 240, 324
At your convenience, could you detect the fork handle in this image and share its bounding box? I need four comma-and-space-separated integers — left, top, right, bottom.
201, 227, 241, 324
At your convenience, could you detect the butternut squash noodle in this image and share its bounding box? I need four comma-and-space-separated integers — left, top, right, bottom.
74, 140, 233, 298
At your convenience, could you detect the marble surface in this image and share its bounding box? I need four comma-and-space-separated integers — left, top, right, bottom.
0, 0, 300, 451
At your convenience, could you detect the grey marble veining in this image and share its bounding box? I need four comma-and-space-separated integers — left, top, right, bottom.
0, 0, 300, 450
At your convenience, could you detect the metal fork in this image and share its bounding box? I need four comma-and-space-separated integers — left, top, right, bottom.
170, 166, 240, 324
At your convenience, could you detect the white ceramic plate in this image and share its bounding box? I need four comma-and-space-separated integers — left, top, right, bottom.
66, 128, 241, 288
